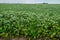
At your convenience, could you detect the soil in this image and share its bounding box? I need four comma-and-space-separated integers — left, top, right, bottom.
0, 37, 27, 40
12, 37, 27, 40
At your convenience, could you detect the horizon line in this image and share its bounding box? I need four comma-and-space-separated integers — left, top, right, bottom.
0, 2, 60, 4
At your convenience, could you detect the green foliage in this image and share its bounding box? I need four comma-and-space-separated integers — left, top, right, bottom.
0, 4, 60, 40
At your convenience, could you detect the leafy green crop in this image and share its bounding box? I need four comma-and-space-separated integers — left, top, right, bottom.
0, 4, 60, 40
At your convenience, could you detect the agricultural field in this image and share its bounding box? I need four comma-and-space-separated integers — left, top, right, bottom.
0, 4, 60, 40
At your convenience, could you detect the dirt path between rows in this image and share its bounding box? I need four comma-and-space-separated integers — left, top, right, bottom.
0, 37, 27, 40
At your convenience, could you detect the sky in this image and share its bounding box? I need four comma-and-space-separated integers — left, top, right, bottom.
0, 0, 60, 4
